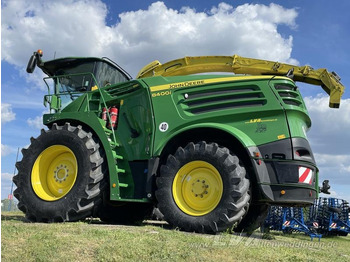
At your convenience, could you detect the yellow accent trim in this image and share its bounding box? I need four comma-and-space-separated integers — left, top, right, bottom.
138, 55, 345, 108
245, 118, 277, 124
172, 161, 223, 216
31, 145, 78, 201
137, 60, 161, 78
150, 75, 283, 93
91, 85, 98, 91
278, 134, 286, 139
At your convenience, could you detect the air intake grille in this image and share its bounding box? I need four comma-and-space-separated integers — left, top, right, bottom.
104, 82, 140, 98
274, 84, 304, 107
179, 85, 266, 115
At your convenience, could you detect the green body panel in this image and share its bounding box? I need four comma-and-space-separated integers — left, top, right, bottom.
153, 122, 257, 156
43, 70, 317, 204
268, 79, 311, 139
44, 110, 124, 199
142, 75, 296, 154
43, 111, 135, 200
43, 82, 154, 202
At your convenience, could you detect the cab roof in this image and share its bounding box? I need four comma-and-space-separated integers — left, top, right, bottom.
39, 57, 131, 80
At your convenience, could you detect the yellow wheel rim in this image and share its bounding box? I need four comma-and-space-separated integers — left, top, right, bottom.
31, 145, 78, 201
172, 161, 223, 216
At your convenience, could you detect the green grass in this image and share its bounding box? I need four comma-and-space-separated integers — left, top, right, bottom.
2, 212, 350, 262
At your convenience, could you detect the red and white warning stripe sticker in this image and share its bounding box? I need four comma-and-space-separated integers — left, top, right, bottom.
330, 223, 337, 228
298, 167, 313, 184
283, 221, 290, 227
313, 222, 319, 228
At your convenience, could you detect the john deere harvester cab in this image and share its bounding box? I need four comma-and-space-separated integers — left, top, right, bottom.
26, 50, 131, 110
14, 50, 345, 234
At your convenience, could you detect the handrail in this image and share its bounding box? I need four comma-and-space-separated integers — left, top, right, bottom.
43, 72, 118, 145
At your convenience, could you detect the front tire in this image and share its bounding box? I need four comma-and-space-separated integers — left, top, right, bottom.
156, 141, 250, 233
13, 123, 105, 222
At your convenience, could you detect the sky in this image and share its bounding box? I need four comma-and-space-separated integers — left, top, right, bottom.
1, 0, 350, 202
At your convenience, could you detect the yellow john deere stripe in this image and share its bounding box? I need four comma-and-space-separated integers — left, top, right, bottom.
150, 75, 287, 93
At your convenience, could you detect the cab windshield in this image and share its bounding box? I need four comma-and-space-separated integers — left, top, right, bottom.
46, 58, 131, 109
56, 60, 130, 92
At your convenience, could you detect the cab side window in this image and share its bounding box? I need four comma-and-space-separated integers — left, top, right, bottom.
95, 62, 129, 88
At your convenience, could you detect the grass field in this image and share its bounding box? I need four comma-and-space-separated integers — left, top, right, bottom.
1, 212, 350, 262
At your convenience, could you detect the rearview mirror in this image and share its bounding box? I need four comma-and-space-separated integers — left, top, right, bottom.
26, 50, 43, 74
26, 54, 37, 73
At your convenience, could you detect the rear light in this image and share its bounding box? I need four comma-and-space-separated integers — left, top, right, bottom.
253, 151, 261, 165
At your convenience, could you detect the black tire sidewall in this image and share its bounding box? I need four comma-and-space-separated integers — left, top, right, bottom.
174, 152, 235, 223
18, 128, 93, 220
157, 142, 249, 232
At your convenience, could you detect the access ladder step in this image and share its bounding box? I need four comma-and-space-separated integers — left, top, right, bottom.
103, 128, 113, 134
112, 151, 123, 160
116, 168, 125, 174
108, 140, 120, 148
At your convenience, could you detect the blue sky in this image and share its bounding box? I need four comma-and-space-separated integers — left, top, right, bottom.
1, 0, 350, 201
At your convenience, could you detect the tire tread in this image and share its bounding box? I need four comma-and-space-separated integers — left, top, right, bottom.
13, 123, 106, 223
156, 141, 251, 233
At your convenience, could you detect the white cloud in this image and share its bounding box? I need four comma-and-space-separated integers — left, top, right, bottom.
2, 0, 109, 63
302, 96, 350, 189
304, 95, 350, 155
2, 1, 299, 78
305, 95, 350, 121
1, 103, 16, 123
233, 3, 298, 28
315, 153, 350, 185
1, 144, 15, 157
1, 172, 14, 189
27, 115, 44, 129
1, 172, 14, 182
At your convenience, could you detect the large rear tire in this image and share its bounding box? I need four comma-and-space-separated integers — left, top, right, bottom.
156, 141, 250, 233
13, 123, 105, 222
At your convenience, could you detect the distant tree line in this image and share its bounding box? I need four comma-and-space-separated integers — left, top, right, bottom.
1, 199, 19, 212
